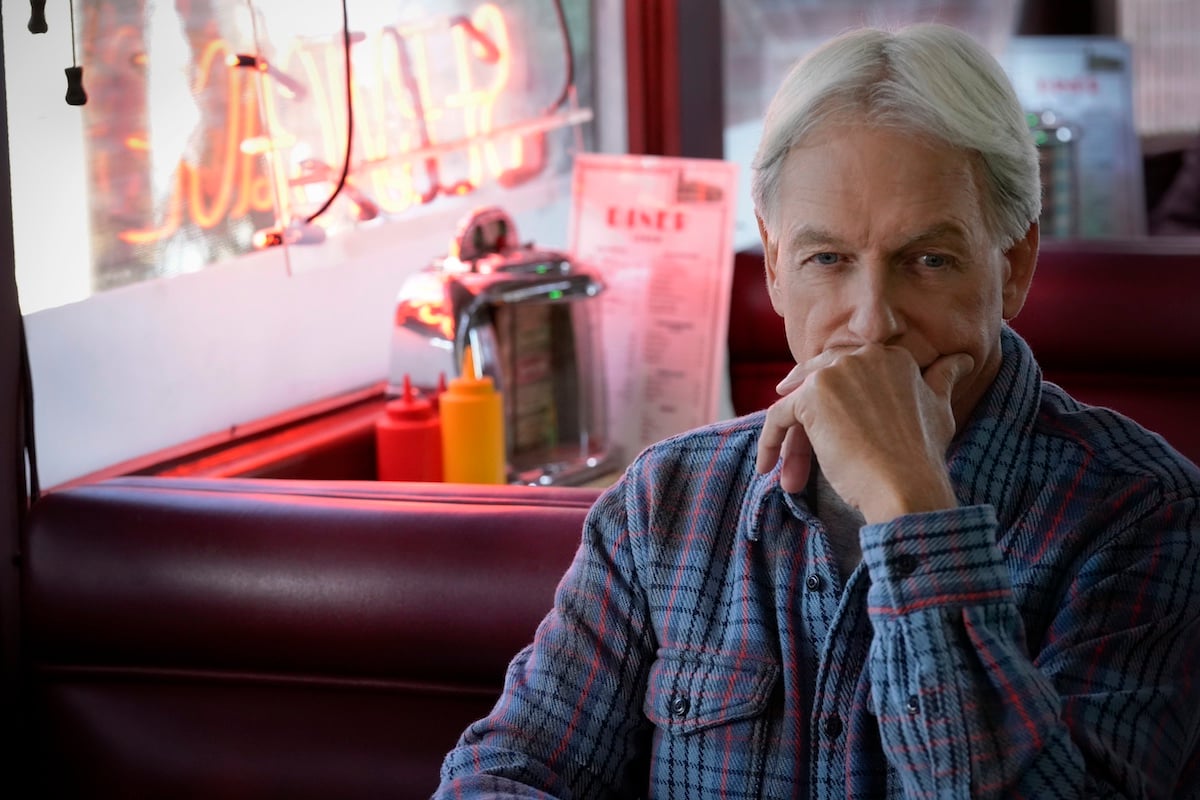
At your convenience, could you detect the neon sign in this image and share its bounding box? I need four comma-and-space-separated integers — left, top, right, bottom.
117, 4, 541, 246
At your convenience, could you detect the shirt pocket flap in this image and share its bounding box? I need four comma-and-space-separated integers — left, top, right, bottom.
643, 650, 779, 736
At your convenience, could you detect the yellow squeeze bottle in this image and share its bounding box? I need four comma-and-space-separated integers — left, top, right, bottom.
440, 346, 507, 484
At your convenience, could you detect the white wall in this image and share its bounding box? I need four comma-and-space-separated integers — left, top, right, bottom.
4, 6, 92, 313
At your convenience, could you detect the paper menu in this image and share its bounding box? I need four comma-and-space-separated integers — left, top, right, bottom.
568, 153, 739, 466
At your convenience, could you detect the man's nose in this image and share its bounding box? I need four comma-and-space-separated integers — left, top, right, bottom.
846, 268, 903, 343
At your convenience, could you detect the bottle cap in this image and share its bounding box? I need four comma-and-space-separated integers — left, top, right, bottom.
431, 371, 448, 411
452, 346, 496, 394
386, 374, 435, 421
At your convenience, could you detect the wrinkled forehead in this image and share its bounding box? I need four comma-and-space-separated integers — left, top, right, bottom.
767, 118, 997, 240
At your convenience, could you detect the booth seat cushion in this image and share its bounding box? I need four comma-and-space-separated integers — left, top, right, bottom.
727, 240, 1200, 465
21, 477, 601, 799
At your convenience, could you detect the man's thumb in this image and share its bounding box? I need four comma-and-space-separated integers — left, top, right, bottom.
924, 352, 975, 399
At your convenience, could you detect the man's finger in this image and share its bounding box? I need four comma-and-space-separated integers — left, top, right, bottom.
923, 352, 975, 400
775, 349, 849, 395
756, 393, 814, 493
779, 425, 813, 493
775, 365, 810, 396
755, 401, 790, 475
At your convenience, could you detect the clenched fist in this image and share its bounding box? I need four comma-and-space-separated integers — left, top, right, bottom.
756, 344, 974, 524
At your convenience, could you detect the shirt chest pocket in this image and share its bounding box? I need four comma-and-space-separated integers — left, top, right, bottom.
643, 651, 780, 796
643, 649, 779, 735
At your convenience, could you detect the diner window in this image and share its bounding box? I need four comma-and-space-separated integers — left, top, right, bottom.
5, 1, 621, 487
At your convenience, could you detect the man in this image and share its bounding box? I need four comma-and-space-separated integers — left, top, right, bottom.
436, 24, 1200, 798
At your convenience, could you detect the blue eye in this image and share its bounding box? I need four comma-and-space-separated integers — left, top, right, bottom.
919, 253, 950, 268
812, 252, 840, 266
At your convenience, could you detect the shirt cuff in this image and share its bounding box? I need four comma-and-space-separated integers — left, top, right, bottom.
861, 505, 1012, 618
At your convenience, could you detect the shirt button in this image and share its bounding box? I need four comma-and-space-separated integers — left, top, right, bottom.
823, 713, 843, 739
805, 573, 824, 592
906, 695, 920, 715
670, 696, 690, 717
895, 553, 919, 577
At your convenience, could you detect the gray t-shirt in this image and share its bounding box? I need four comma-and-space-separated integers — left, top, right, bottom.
814, 467, 864, 581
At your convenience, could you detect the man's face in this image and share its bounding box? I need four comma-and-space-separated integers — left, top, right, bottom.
758, 125, 1038, 425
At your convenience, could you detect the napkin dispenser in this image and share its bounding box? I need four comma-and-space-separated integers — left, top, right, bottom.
388, 207, 612, 485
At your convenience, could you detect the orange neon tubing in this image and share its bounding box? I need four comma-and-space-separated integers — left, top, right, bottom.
119, 167, 184, 244
187, 39, 240, 229
472, 5, 523, 178
450, 24, 485, 187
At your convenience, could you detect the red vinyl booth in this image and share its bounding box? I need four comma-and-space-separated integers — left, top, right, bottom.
20, 479, 601, 799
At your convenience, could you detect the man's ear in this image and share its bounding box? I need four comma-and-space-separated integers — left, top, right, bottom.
1001, 221, 1039, 321
756, 213, 786, 317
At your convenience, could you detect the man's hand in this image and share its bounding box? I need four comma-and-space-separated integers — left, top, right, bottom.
755, 345, 974, 524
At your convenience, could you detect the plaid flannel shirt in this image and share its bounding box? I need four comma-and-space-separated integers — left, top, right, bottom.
437, 328, 1200, 798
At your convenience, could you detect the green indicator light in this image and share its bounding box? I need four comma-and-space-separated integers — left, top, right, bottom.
1033, 131, 1048, 146
1026, 111, 1039, 128
536, 264, 549, 274
548, 289, 563, 300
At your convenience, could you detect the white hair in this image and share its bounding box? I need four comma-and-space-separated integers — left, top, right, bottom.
751, 24, 1041, 248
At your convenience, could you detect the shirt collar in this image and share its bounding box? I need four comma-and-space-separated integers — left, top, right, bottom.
945, 325, 1041, 531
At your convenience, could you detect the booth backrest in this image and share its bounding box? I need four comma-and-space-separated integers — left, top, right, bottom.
21, 477, 601, 799
728, 239, 1200, 465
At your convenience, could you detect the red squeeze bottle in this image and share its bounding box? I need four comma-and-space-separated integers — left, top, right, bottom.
375, 375, 443, 482
431, 372, 447, 412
